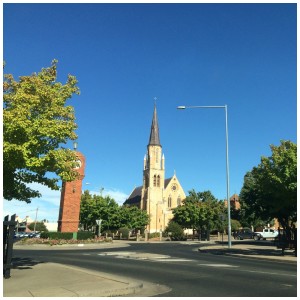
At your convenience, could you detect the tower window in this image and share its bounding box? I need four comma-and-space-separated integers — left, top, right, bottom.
157, 175, 160, 187
153, 175, 157, 187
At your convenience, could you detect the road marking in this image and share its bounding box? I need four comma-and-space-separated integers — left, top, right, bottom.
241, 270, 296, 277
198, 264, 239, 268
95, 251, 194, 262
97, 251, 136, 256
155, 258, 194, 262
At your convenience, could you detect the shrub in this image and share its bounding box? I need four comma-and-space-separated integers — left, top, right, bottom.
165, 221, 185, 241
119, 227, 130, 239
149, 232, 160, 239
40, 231, 94, 240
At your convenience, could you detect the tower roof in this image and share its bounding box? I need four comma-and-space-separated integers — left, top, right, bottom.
148, 104, 161, 147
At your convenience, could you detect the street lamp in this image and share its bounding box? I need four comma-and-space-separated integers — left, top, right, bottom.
177, 105, 232, 248
73, 141, 78, 151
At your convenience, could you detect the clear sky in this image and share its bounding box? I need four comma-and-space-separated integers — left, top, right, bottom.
3, 2, 297, 222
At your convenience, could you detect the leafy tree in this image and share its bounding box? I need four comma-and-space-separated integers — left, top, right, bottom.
79, 191, 150, 233
3, 60, 80, 203
80, 191, 120, 231
119, 206, 149, 231
28, 222, 48, 232
172, 190, 226, 235
240, 140, 297, 235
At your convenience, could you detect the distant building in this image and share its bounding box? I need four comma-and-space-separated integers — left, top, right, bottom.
124, 105, 186, 233
15, 216, 34, 232
224, 193, 241, 210
15, 216, 58, 232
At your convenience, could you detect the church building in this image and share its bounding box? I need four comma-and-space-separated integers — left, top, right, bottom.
124, 105, 186, 233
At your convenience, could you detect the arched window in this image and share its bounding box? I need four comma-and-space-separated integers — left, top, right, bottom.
168, 195, 172, 208
177, 195, 181, 206
153, 175, 157, 187
157, 175, 160, 187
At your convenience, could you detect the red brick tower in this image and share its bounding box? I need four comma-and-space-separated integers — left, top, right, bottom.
57, 150, 85, 233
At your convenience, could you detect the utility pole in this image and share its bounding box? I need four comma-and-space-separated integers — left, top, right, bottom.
33, 207, 39, 232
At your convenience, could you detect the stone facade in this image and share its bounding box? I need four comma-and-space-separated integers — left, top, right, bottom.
57, 152, 85, 232
125, 105, 186, 233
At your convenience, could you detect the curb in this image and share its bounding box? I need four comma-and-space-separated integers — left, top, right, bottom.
57, 264, 144, 297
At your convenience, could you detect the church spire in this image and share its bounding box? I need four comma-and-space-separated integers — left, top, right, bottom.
148, 104, 161, 147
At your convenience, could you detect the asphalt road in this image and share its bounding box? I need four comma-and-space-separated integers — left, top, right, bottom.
13, 242, 297, 297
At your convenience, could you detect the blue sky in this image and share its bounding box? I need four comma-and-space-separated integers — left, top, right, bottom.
3, 3, 297, 222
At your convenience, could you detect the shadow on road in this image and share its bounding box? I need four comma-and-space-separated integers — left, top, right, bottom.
12, 257, 45, 270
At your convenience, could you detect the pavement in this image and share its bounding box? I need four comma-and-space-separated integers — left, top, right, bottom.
3, 239, 297, 297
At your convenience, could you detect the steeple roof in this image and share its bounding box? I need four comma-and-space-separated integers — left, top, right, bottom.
148, 104, 161, 147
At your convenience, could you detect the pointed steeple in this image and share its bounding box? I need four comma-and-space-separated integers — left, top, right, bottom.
148, 104, 161, 147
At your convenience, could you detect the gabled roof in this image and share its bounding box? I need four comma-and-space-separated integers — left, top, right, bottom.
124, 177, 174, 206
164, 177, 172, 188
148, 104, 161, 147
123, 186, 142, 206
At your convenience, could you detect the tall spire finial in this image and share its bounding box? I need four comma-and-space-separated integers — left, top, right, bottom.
148, 103, 161, 147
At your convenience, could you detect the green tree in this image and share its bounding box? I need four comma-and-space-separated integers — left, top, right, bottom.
240, 140, 297, 235
80, 191, 120, 232
3, 60, 80, 203
80, 191, 150, 233
28, 222, 48, 232
120, 206, 149, 231
172, 190, 226, 235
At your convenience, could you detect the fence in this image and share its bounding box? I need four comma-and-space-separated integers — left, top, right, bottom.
3, 214, 17, 279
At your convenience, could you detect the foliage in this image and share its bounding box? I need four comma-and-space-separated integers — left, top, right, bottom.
40, 231, 94, 240
16, 237, 111, 246
164, 221, 185, 240
119, 227, 130, 239
28, 222, 48, 232
119, 205, 149, 230
172, 190, 226, 233
230, 219, 242, 232
3, 60, 80, 203
80, 190, 120, 231
80, 191, 149, 232
240, 140, 297, 234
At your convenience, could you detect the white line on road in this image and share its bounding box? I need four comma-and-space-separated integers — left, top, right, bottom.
198, 264, 239, 268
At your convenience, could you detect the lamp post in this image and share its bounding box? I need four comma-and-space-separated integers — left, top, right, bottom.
177, 105, 232, 248
73, 141, 78, 151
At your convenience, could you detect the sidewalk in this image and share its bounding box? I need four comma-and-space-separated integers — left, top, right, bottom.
4, 262, 145, 297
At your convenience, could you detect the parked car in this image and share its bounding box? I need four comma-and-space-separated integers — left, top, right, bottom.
254, 228, 278, 240
233, 229, 254, 240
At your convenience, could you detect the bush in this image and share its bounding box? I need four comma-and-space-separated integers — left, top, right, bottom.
148, 232, 160, 239
164, 221, 185, 241
40, 231, 94, 240
119, 227, 130, 239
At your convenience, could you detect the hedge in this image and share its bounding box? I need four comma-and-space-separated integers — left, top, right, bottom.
40, 231, 94, 240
